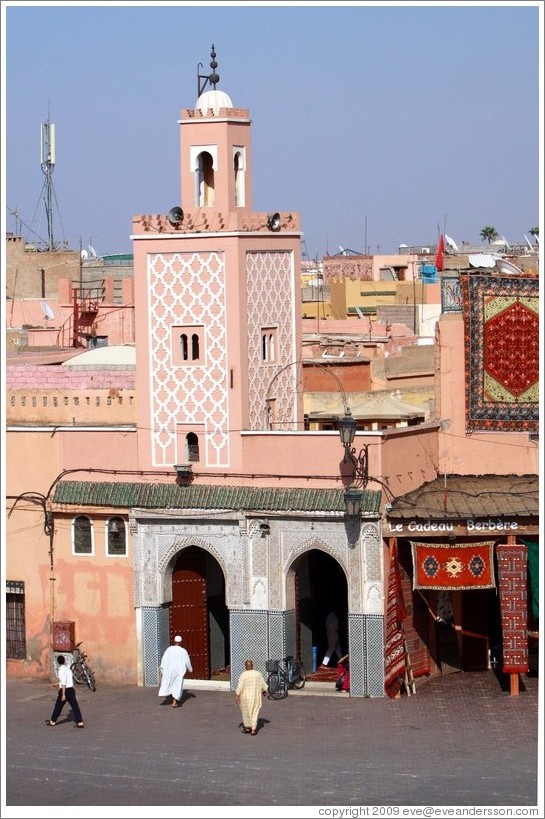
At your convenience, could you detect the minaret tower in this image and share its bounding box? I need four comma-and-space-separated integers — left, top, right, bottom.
133, 46, 302, 475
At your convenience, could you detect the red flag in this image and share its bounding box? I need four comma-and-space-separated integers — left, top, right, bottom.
435, 234, 445, 271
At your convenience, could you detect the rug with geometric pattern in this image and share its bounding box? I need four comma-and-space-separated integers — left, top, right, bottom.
461, 273, 539, 432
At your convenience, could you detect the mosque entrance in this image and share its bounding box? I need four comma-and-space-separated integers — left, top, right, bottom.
294, 549, 348, 673
169, 546, 229, 679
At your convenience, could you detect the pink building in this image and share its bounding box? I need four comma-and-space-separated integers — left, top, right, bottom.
6, 48, 539, 697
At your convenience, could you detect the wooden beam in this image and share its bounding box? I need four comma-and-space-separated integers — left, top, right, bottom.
510, 672, 519, 697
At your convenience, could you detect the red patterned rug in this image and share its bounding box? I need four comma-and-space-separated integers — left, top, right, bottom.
306, 665, 339, 683
411, 541, 495, 590
496, 543, 529, 674
461, 273, 539, 432
384, 544, 408, 697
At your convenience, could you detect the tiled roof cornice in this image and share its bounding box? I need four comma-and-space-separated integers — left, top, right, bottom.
52, 481, 382, 515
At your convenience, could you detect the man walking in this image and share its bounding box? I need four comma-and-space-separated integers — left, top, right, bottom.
234, 659, 267, 735
45, 654, 85, 728
158, 635, 193, 708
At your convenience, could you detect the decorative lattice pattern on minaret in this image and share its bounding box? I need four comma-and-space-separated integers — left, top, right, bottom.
148, 252, 229, 466
246, 251, 298, 430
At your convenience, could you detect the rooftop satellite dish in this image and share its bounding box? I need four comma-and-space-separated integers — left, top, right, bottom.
81, 249, 89, 261
444, 234, 459, 252
40, 301, 55, 321
88, 245, 98, 259
168, 206, 184, 226
495, 258, 523, 275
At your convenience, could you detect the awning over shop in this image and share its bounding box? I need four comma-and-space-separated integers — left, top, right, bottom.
386, 474, 538, 521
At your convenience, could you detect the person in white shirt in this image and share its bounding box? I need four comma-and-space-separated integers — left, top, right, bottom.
158, 635, 193, 708
45, 654, 84, 728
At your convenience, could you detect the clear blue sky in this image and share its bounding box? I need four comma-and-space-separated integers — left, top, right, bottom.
2, 1, 541, 259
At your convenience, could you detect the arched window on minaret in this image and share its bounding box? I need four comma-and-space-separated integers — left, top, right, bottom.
233, 148, 245, 207
186, 432, 200, 462
197, 151, 215, 206
268, 332, 275, 362
180, 333, 189, 361
191, 333, 200, 360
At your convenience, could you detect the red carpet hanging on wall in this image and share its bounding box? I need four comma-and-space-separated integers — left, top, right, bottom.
384, 544, 408, 697
496, 543, 529, 674
411, 541, 495, 590
460, 273, 539, 432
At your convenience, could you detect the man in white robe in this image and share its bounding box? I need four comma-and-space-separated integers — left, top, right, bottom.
158, 635, 193, 707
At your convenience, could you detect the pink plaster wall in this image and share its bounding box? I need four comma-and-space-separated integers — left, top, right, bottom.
6, 365, 135, 389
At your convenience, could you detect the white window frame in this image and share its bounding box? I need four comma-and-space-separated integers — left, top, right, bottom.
106, 516, 128, 558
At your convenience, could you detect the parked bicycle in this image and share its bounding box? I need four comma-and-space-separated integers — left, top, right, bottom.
71, 641, 96, 691
266, 655, 306, 699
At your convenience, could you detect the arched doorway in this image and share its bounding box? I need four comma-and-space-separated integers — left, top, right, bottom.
169, 546, 229, 679
294, 549, 348, 671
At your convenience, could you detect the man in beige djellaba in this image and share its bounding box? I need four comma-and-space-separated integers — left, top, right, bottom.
234, 659, 268, 735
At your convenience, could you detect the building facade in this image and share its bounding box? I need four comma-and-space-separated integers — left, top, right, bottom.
5, 51, 539, 700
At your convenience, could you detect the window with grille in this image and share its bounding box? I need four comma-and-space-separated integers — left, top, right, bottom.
107, 516, 127, 557
6, 581, 26, 659
73, 515, 93, 555
186, 432, 200, 463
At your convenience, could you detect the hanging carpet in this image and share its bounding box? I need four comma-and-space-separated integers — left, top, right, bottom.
411, 541, 495, 590
384, 544, 408, 698
461, 273, 539, 432
496, 542, 529, 674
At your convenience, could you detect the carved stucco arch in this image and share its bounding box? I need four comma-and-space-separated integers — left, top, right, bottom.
159, 536, 232, 605
284, 536, 349, 610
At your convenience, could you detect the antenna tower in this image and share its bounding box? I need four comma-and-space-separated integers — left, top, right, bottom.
40, 117, 57, 250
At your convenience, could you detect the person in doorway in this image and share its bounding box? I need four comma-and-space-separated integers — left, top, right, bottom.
321, 610, 343, 666
335, 655, 350, 692
234, 659, 267, 735
45, 654, 84, 728
158, 635, 193, 708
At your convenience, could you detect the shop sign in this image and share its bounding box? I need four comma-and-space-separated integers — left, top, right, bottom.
386, 519, 519, 534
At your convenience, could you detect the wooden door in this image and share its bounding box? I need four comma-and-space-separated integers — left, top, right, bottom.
170, 547, 210, 679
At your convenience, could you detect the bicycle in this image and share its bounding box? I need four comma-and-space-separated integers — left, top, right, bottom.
266, 655, 306, 699
71, 641, 96, 691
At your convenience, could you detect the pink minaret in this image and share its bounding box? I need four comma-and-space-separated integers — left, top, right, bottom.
132, 46, 302, 475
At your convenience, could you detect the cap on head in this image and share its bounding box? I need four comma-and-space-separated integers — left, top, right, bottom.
174, 635, 182, 643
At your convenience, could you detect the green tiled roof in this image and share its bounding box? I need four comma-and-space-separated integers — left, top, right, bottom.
52, 481, 382, 515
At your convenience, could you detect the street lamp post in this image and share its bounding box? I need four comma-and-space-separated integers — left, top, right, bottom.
337, 408, 369, 517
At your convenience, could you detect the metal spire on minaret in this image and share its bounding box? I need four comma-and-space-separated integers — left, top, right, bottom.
197, 44, 220, 95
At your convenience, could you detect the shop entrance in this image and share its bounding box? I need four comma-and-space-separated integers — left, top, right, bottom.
460, 587, 502, 671
294, 549, 348, 672
397, 540, 502, 679
169, 546, 229, 679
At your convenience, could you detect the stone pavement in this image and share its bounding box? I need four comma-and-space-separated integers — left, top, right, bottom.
3, 669, 540, 814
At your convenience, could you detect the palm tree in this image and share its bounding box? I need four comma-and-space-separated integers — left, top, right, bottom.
529, 227, 539, 238
480, 226, 499, 244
